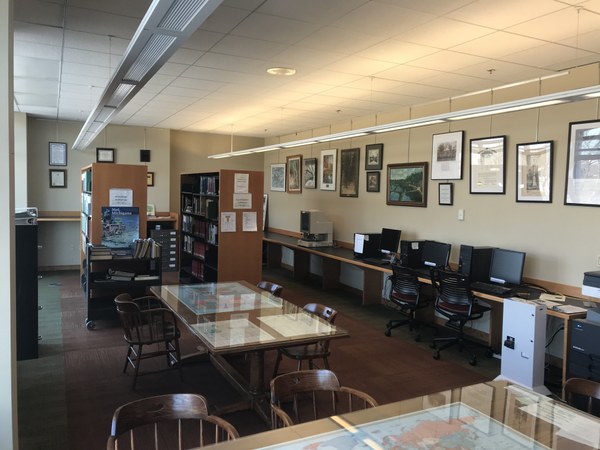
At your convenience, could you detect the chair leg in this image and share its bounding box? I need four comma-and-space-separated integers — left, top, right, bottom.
123, 345, 133, 374
272, 351, 283, 378
132, 344, 143, 389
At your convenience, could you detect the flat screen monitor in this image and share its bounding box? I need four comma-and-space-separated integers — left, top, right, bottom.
379, 228, 401, 255
489, 248, 526, 286
421, 240, 451, 268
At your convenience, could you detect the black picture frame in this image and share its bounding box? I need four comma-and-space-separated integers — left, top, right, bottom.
387, 162, 428, 207
438, 182, 453, 205
365, 143, 383, 170
565, 120, 600, 206
516, 141, 553, 203
49, 169, 67, 188
96, 147, 115, 163
366, 171, 380, 192
49, 142, 67, 166
340, 147, 360, 197
431, 131, 463, 180
303, 157, 317, 189
470, 136, 506, 194
147, 172, 155, 187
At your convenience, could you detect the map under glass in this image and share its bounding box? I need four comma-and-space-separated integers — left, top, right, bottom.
261, 402, 548, 450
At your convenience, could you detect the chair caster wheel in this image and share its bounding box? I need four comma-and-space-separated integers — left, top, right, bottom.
433, 351, 440, 360
85, 319, 96, 330
384, 329, 391, 337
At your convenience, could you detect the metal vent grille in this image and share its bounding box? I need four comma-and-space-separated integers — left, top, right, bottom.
125, 34, 177, 82
159, 0, 209, 31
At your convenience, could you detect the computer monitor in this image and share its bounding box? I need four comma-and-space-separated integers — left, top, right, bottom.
489, 248, 526, 286
379, 228, 401, 256
300, 210, 332, 235
421, 240, 451, 268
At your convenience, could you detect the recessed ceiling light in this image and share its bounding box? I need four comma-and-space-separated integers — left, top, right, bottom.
267, 67, 296, 76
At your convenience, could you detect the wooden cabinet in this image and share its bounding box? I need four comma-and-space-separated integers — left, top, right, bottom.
180, 169, 263, 285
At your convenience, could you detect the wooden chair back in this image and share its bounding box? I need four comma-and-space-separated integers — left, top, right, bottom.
564, 378, 600, 416
302, 303, 337, 355
107, 393, 239, 449
256, 280, 284, 297
114, 293, 176, 345
270, 369, 378, 429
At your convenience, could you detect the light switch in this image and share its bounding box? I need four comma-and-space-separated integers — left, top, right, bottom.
458, 209, 465, 221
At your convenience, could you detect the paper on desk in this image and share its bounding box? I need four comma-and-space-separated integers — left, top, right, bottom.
258, 314, 335, 337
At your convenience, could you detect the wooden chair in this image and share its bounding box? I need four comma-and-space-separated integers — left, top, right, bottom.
431, 269, 491, 366
114, 293, 182, 389
106, 393, 239, 449
256, 280, 283, 297
272, 303, 337, 378
564, 377, 600, 416
270, 369, 378, 429
384, 263, 432, 341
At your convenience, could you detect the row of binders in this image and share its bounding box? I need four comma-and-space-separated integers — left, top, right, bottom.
132, 238, 161, 259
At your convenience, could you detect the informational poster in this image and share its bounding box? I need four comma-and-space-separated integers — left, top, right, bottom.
221, 212, 236, 232
233, 193, 252, 209
109, 188, 133, 207
100, 206, 139, 249
234, 173, 249, 193
242, 211, 257, 232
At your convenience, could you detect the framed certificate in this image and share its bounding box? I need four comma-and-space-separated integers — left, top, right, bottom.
49, 142, 67, 166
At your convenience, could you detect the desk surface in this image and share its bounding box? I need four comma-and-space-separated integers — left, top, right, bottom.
201, 380, 600, 449
151, 282, 348, 355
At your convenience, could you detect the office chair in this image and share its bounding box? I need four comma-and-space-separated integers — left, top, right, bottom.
564, 377, 600, 417
431, 269, 491, 366
272, 303, 337, 378
270, 369, 378, 429
384, 264, 432, 341
114, 293, 182, 389
256, 280, 284, 297
107, 393, 239, 449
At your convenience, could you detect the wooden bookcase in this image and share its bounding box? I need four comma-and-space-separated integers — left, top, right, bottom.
180, 169, 263, 285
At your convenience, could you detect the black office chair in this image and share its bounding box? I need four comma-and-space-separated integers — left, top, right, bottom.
384, 264, 432, 341
431, 269, 491, 366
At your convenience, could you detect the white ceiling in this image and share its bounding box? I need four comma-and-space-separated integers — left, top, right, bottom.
12, 0, 600, 139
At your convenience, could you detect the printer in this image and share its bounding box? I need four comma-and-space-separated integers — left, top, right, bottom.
583, 271, 600, 299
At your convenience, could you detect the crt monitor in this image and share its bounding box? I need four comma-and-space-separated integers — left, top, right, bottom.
379, 228, 401, 256
489, 248, 526, 285
421, 240, 451, 268
300, 210, 332, 235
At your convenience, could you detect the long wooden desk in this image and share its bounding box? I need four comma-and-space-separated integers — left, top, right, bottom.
263, 231, 588, 384
201, 380, 600, 449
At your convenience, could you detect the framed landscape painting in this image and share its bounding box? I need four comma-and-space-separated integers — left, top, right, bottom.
270, 163, 286, 192
286, 154, 302, 193
340, 148, 360, 197
386, 162, 428, 207
304, 157, 317, 189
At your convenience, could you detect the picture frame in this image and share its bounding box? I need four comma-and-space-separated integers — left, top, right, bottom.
565, 120, 600, 206
146, 171, 155, 187
303, 157, 317, 189
49, 142, 67, 166
431, 131, 463, 180
270, 163, 286, 192
365, 143, 383, 170
340, 147, 360, 197
438, 182, 453, 205
319, 149, 337, 191
470, 136, 506, 194
49, 169, 67, 188
516, 141, 553, 203
96, 147, 115, 163
366, 171, 380, 192
386, 162, 428, 207
286, 154, 302, 193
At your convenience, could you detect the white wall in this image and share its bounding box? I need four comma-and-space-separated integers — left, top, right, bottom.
13, 112, 26, 208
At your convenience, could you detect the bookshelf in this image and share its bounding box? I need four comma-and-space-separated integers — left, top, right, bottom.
180, 169, 263, 285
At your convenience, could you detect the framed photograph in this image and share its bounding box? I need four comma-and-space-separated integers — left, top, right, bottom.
386, 162, 428, 207
470, 136, 506, 194
96, 147, 115, 163
286, 154, 302, 193
516, 141, 553, 203
431, 131, 463, 180
270, 163, 286, 192
49, 169, 67, 188
340, 147, 360, 197
303, 158, 317, 189
438, 182, 453, 205
319, 149, 337, 191
49, 142, 67, 166
565, 120, 600, 206
147, 171, 155, 187
366, 171, 380, 192
365, 143, 383, 170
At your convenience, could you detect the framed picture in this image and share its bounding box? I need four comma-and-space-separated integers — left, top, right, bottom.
431, 131, 463, 180
286, 154, 302, 193
96, 147, 115, 163
303, 157, 317, 189
516, 141, 553, 203
270, 163, 286, 192
565, 120, 600, 206
147, 171, 155, 187
365, 143, 383, 170
49, 169, 67, 188
49, 142, 67, 166
340, 147, 360, 197
366, 171, 380, 192
386, 162, 428, 207
470, 136, 506, 194
438, 182, 453, 205
319, 149, 337, 191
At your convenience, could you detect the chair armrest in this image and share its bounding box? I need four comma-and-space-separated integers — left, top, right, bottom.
133, 295, 163, 310
270, 403, 294, 429
339, 386, 379, 409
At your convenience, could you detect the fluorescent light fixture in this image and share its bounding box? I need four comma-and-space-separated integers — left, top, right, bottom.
373, 119, 444, 133
282, 140, 317, 148
252, 146, 283, 153
317, 131, 368, 142
72, 0, 224, 150
448, 99, 565, 121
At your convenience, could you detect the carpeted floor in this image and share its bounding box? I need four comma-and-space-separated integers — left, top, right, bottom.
18, 268, 495, 449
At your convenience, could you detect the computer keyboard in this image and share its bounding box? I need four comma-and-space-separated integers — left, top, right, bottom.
363, 257, 391, 265
470, 281, 513, 297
